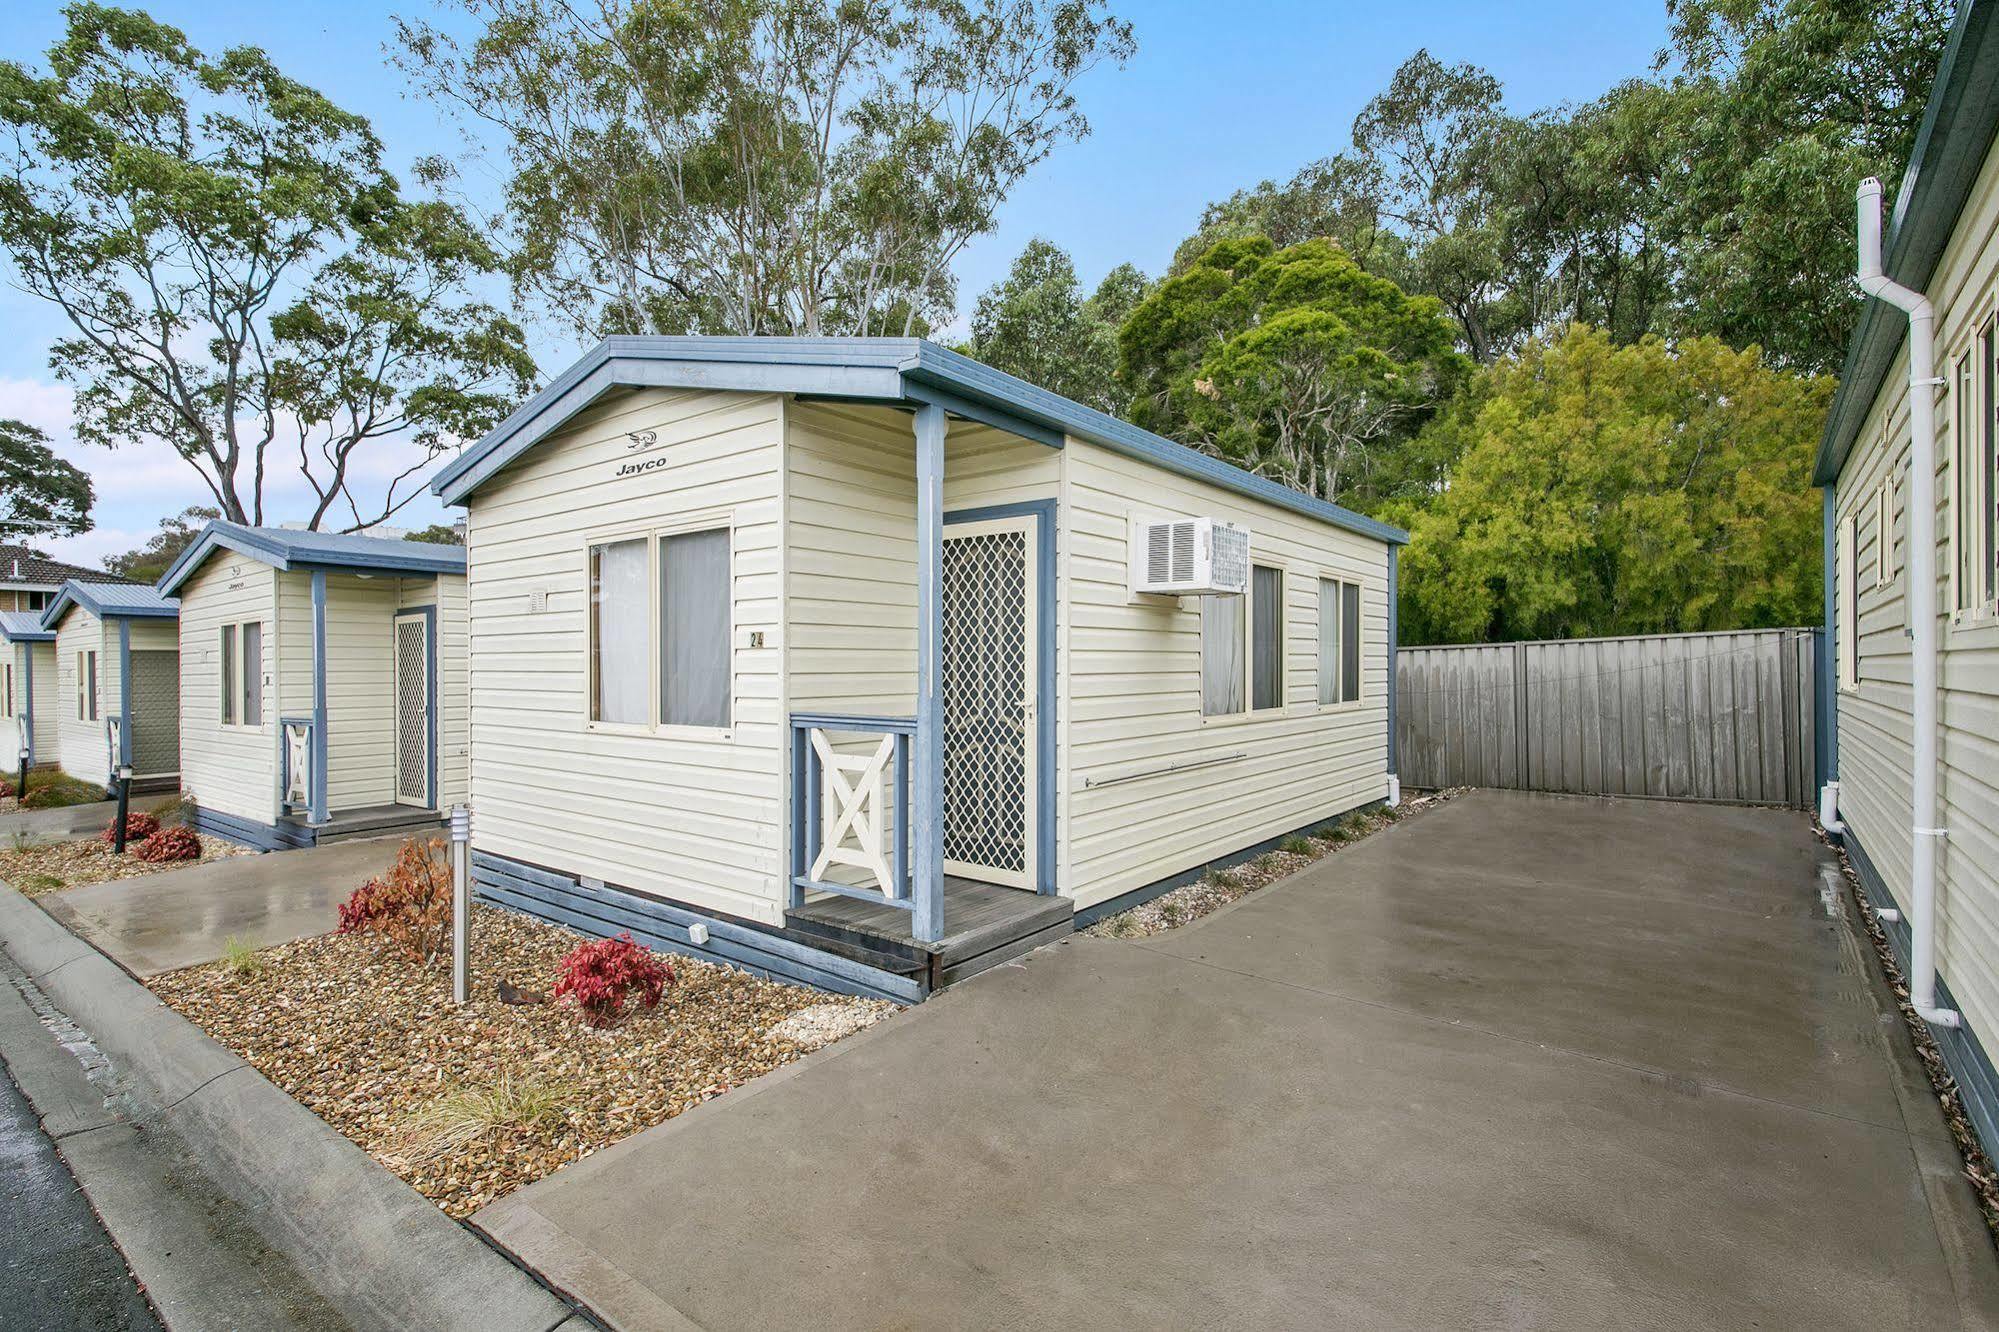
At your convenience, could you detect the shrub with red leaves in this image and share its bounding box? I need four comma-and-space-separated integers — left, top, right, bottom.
333, 838, 453, 965
133, 825, 201, 863
552, 933, 674, 1027
102, 811, 160, 846
0, 774, 13, 799
337, 879, 387, 933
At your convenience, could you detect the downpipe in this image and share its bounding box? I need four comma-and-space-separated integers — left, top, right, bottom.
1818, 780, 1845, 836
1386, 775, 1402, 809
1856, 176, 1959, 1029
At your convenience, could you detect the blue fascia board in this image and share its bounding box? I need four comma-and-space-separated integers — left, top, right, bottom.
0, 611, 54, 643
41, 581, 178, 629
433, 337, 1409, 546
159, 521, 466, 596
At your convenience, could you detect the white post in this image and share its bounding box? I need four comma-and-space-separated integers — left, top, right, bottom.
912, 403, 946, 944
449, 805, 471, 1006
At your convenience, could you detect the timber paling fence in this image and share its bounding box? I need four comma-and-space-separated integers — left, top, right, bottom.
1395, 627, 1821, 809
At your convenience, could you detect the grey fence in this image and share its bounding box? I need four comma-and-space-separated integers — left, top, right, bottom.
1396, 628, 1820, 808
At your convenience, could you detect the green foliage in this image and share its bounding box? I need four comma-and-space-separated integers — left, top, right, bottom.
394, 0, 1134, 341
965, 238, 1145, 414
404, 523, 463, 546
0, 420, 92, 541
0, 5, 537, 531
1396, 325, 1832, 645
1119, 236, 1464, 511
104, 506, 218, 585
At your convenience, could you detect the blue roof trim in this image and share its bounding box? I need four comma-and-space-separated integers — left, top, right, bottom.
42, 580, 178, 629
0, 610, 54, 642
432, 337, 1408, 545
157, 520, 467, 596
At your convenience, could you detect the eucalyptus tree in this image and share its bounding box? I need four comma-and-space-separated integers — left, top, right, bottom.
394, 0, 1135, 341
965, 238, 1144, 414
0, 420, 93, 541
0, 5, 536, 531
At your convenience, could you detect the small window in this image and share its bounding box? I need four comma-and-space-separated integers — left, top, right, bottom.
1984, 317, 1998, 606
1318, 578, 1363, 704
242, 622, 263, 725
220, 624, 236, 725
660, 528, 731, 728
85, 650, 97, 721
1875, 476, 1892, 588
1201, 594, 1245, 716
26, 590, 47, 611
1251, 564, 1284, 711
3, 661, 12, 717
589, 538, 649, 725
1839, 512, 1859, 690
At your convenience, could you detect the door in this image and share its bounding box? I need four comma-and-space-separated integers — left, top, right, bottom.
940, 514, 1038, 890
392, 612, 432, 808
127, 650, 180, 776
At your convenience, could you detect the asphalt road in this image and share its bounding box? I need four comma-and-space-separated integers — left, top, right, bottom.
0, 1042, 159, 1330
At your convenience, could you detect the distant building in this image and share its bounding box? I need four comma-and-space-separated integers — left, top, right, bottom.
0, 544, 132, 616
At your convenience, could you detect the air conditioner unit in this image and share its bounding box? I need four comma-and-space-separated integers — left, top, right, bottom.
1131, 517, 1250, 596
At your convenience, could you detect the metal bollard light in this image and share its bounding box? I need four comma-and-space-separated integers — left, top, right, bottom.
449, 805, 471, 1006
112, 764, 134, 854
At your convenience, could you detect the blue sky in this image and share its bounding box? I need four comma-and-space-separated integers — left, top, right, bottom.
3, 0, 1669, 567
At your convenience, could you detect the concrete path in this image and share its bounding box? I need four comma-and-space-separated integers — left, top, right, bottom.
0, 793, 179, 847
40, 837, 403, 976
477, 791, 1999, 1331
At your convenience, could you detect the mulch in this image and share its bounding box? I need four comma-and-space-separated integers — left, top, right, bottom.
0, 833, 246, 897
148, 905, 894, 1218
1085, 788, 1464, 939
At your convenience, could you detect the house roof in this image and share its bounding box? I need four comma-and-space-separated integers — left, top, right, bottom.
0, 544, 132, 590
0, 610, 54, 643
1815, 0, 1999, 486
157, 521, 466, 597
41, 581, 179, 629
431, 337, 1410, 546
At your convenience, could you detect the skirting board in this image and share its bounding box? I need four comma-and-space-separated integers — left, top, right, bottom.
1844, 826, 1999, 1163
1072, 795, 1387, 928
185, 804, 314, 852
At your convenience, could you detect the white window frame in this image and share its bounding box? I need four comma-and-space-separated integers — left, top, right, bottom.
1875, 473, 1893, 589
1249, 562, 1285, 713
78, 649, 98, 721
3, 660, 13, 718
1838, 511, 1859, 691
584, 512, 736, 739
219, 621, 263, 728
1317, 575, 1364, 708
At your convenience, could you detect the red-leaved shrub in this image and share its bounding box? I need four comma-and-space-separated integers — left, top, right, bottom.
335, 838, 453, 965
552, 934, 674, 1027
102, 811, 160, 846
0, 774, 13, 799
133, 825, 200, 862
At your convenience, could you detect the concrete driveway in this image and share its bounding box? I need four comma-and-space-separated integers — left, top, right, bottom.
38, 837, 401, 976
0, 794, 179, 847
478, 792, 1999, 1330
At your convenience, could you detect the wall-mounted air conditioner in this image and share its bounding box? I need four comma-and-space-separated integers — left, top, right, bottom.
1130, 517, 1250, 596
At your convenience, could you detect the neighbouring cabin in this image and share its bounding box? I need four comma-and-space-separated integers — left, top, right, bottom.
0, 610, 57, 775
433, 337, 1405, 1002
158, 523, 469, 850
40, 582, 181, 793
1817, 0, 1999, 1158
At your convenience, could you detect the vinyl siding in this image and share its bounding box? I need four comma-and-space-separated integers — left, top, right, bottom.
1, 641, 57, 766
405, 574, 471, 808
1834, 114, 1999, 1052
51, 609, 109, 783
463, 387, 787, 923
278, 571, 400, 812
177, 557, 279, 823
1062, 436, 1391, 909
121, 617, 179, 778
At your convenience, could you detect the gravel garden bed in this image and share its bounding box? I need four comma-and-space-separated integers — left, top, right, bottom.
0, 831, 246, 896
1086, 788, 1464, 939
149, 904, 895, 1218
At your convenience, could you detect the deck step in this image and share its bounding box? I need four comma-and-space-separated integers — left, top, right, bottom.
281, 806, 444, 845
786, 877, 1073, 990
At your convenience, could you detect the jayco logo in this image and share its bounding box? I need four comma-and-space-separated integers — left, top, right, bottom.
614, 454, 674, 479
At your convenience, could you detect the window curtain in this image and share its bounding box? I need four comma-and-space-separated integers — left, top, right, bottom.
219, 625, 235, 724
1341, 581, 1361, 703
662, 528, 731, 727
1252, 565, 1283, 710
591, 539, 648, 724
1202, 593, 1245, 716
242, 622, 263, 725
1317, 578, 1339, 704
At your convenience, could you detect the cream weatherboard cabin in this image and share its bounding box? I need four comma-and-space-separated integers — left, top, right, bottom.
432, 337, 1405, 1001
1817, 0, 1999, 1160
1, 610, 57, 778
40, 582, 180, 792
159, 522, 469, 849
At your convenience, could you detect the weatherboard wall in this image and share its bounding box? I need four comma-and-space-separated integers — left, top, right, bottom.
1, 640, 56, 768
51, 608, 109, 783
1832, 113, 1999, 1061
177, 555, 280, 825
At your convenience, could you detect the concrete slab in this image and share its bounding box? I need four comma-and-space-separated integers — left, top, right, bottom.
478, 791, 1999, 1331
0, 793, 177, 847
39, 836, 402, 976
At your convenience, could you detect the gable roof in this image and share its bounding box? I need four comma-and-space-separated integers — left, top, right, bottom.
1815, 0, 1999, 485
41, 581, 178, 629
157, 521, 466, 597
0, 544, 133, 589
431, 337, 1410, 546
0, 610, 54, 643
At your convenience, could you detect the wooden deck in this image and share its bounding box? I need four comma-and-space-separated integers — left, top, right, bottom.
280, 804, 443, 846
786, 877, 1073, 991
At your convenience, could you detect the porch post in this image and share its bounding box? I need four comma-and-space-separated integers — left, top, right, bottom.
912, 402, 946, 943
310, 569, 329, 826
116, 618, 132, 769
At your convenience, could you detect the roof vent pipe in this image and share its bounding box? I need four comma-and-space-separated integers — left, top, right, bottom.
1855, 176, 1958, 1028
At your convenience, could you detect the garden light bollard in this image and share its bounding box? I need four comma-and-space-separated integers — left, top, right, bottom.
112, 763, 133, 854
15, 743, 25, 806
450, 805, 471, 1006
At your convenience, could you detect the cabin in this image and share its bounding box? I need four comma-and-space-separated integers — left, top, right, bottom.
157, 522, 469, 850
1816, 0, 1999, 1158
432, 337, 1406, 1002
0, 610, 57, 777
40, 582, 181, 792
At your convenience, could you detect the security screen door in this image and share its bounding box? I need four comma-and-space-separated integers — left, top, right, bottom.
940, 514, 1038, 890
393, 613, 431, 807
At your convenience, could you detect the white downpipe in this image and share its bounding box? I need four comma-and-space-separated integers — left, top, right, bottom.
1386, 775, 1402, 808
1819, 780, 1846, 835
1856, 176, 1960, 1029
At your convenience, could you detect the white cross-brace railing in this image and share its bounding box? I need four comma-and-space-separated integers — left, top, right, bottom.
788, 713, 915, 912
280, 716, 315, 815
